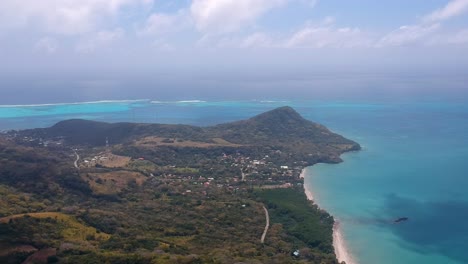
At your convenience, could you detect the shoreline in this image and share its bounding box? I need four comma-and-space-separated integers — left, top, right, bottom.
300, 169, 314, 201
333, 221, 356, 264
301, 167, 357, 264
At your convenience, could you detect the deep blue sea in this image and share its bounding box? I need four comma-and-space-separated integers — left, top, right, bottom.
1, 99, 467, 264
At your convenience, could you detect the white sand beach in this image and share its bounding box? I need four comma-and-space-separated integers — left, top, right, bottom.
301, 168, 357, 264
300, 169, 314, 201
333, 222, 357, 264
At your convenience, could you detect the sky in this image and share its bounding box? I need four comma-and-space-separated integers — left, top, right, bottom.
1, 0, 468, 103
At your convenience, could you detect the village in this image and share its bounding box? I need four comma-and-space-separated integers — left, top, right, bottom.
3, 129, 306, 198
73, 146, 306, 200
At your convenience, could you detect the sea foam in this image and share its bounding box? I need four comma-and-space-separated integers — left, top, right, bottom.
0, 99, 149, 108
150, 100, 207, 104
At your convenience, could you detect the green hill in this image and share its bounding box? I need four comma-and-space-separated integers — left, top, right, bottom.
19, 106, 359, 164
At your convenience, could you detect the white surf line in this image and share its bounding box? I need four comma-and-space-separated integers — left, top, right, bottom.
73, 150, 80, 170
261, 205, 270, 243
0, 99, 149, 108
150, 100, 207, 104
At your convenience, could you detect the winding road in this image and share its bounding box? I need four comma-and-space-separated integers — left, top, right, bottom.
261, 205, 270, 243
241, 169, 246, 181
73, 150, 80, 169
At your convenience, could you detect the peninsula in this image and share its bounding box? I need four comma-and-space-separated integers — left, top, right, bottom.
0, 107, 359, 264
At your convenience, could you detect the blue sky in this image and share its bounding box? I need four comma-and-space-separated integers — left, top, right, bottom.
0, 0, 467, 103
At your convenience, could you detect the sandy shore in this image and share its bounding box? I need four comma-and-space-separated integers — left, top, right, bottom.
333, 222, 356, 264
300, 168, 314, 201
301, 168, 357, 264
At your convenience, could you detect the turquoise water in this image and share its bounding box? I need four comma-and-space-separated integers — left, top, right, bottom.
305, 102, 468, 264
0, 100, 290, 130
1, 100, 467, 264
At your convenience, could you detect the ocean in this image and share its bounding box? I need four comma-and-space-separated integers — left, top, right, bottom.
1, 99, 467, 264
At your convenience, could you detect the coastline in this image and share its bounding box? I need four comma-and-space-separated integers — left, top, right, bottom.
301, 168, 357, 264
300, 169, 314, 201
333, 222, 356, 264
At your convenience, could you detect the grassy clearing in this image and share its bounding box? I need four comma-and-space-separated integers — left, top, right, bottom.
82, 171, 146, 195
127, 159, 158, 174
171, 167, 199, 174
0, 212, 110, 242
0, 185, 47, 217
97, 153, 131, 168
135, 136, 242, 148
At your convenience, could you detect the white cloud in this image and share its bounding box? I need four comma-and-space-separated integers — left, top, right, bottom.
194, 32, 276, 49
424, 0, 468, 22
378, 0, 468, 47
377, 24, 440, 47
141, 13, 179, 35
241, 33, 274, 48
34, 37, 59, 53
210, 19, 373, 49
303, 0, 319, 8
321, 16, 336, 26
190, 0, 287, 34
286, 25, 372, 48
2, 0, 468, 53
139, 10, 189, 36
0, 0, 152, 35
75, 28, 124, 53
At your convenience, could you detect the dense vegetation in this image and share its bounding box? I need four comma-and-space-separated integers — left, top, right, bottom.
0, 107, 359, 263
254, 188, 337, 262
